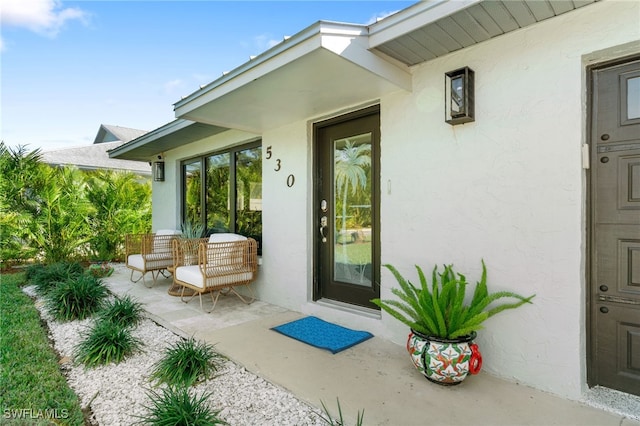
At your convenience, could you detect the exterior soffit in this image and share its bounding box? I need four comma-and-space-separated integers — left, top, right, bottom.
173, 21, 412, 133
369, 0, 599, 66
108, 120, 227, 161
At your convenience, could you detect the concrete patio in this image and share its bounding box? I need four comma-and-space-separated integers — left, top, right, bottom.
105, 263, 640, 426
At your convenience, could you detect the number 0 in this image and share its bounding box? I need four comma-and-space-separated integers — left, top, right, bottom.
287, 174, 295, 187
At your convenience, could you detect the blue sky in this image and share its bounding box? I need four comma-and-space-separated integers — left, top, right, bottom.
1, 0, 416, 151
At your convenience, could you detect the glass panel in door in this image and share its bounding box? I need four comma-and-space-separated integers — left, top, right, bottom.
334, 134, 373, 286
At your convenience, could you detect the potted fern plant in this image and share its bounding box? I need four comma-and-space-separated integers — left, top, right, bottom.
372, 260, 535, 386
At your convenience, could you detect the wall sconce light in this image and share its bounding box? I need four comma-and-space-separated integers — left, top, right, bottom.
445, 67, 475, 125
153, 161, 165, 182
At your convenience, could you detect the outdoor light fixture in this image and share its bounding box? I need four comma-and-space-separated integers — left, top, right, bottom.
153, 161, 165, 182
445, 67, 475, 125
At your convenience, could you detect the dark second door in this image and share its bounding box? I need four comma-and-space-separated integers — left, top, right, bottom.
590, 57, 640, 396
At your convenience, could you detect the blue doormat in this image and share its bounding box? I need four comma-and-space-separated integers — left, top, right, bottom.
271, 316, 373, 354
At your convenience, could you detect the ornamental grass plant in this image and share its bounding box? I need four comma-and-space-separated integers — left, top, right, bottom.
98, 295, 145, 328
372, 260, 535, 339
138, 387, 227, 426
27, 261, 84, 297
74, 319, 142, 367
150, 338, 225, 388
45, 274, 110, 321
319, 398, 365, 426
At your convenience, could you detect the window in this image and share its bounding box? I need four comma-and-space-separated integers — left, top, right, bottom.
182, 142, 262, 252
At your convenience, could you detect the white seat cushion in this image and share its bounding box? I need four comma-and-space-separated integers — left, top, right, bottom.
176, 265, 253, 290
128, 254, 145, 270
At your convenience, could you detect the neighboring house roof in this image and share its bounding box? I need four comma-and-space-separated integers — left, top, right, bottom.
43, 124, 151, 174
94, 124, 148, 144
111, 0, 599, 161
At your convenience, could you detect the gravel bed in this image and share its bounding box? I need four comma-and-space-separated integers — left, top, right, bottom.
24, 286, 326, 426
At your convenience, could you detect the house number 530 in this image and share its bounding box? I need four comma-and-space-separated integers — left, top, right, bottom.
266, 146, 295, 187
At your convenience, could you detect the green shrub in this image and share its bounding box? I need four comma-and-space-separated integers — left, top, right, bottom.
98, 295, 145, 328
28, 261, 84, 296
138, 387, 227, 426
45, 274, 109, 321
150, 338, 225, 388
74, 319, 142, 367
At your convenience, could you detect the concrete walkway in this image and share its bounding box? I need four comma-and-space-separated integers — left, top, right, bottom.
106, 264, 640, 426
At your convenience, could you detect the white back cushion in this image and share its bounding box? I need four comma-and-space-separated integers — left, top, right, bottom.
156, 229, 181, 235
208, 233, 247, 243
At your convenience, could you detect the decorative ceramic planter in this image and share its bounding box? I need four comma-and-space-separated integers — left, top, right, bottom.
406, 329, 482, 385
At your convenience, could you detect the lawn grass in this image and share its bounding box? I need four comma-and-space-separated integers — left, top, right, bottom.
0, 272, 85, 425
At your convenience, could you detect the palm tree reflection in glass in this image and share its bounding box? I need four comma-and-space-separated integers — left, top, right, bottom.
334, 138, 372, 285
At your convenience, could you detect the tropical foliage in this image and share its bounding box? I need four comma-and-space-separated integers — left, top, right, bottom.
372, 261, 535, 339
85, 170, 152, 261
0, 142, 151, 266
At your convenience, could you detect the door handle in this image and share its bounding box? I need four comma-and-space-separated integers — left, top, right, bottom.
320, 215, 327, 243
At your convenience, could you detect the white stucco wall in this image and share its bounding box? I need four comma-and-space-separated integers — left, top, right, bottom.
375, 0, 639, 400
154, 0, 639, 402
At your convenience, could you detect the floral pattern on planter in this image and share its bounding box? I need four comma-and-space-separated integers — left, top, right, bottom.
407, 330, 482, 385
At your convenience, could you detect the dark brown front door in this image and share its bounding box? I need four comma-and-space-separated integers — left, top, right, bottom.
589, 57, 640, 396
314, 106, 380, 309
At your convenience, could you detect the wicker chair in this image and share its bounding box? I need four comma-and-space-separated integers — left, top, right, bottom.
125, 230, 181, 287
172, 233, 258, 312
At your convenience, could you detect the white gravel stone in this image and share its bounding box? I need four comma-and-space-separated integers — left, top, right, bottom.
24, 286, 326, 426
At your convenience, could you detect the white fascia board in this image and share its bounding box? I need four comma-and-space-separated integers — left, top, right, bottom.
368, 0, 484, 48
320, 22, 412, 92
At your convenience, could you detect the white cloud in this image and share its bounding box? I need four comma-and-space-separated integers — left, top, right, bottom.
163, 78, 185, 94
1, 0, 89, 37
366, 9, 402, 25
254, 33, 281, 52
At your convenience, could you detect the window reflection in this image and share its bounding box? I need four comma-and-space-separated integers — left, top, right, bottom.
182, 144, 262, 252
184, 160, 202, 225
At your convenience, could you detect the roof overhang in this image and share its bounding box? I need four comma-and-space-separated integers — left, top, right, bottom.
368, 0, 599, 65
108, 119, 226, 161
173, 21, 412, 133
112, 0, 600, 160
